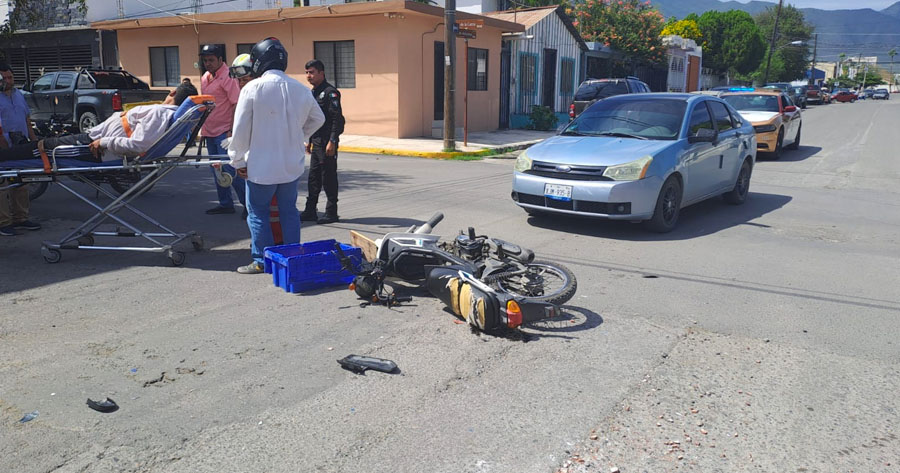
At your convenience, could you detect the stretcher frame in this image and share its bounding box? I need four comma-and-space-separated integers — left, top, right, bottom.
0, 98, 228, 266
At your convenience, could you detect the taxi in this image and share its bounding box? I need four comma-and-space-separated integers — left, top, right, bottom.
720, 88, 802, 159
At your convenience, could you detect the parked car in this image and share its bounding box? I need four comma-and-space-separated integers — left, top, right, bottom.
512, 93, 756, 232
762, 84, 804, 109
872, 88, 890, 100
569, 77, 650, 120
790, 86, 809, 108
832, 90, 858, 102
860, 89, 875, 100
805, 84, 823, 104
820, 89, 832, 103
23, 68, 171, 134
721, 89, 802, 159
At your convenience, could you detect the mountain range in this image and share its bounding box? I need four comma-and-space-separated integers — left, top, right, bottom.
650, 0, 900, 65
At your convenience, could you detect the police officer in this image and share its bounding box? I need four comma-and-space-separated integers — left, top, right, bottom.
301, 59, 345, 225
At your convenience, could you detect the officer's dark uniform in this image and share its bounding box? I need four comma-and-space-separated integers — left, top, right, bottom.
303, 80, 344, 223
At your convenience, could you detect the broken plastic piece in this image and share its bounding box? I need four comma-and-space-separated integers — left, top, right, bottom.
19, 410, 38, 423
337, 355, 398, 374
86, 397, 119, 413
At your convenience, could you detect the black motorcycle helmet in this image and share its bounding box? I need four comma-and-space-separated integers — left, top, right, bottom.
198, 44, 225, 61
249, 37, 287, 77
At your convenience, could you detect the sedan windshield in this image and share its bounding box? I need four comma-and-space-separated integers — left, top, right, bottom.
574, 80, 628, 101
562, 98, 686, 140
722, 94, 779, 112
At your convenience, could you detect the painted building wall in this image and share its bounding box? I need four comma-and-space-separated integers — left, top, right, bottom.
507, 13, 582, 128
113, 12, 506, 138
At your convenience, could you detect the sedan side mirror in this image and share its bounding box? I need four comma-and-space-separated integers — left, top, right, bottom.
688, 127, 716, 143
783, 105, 797, 113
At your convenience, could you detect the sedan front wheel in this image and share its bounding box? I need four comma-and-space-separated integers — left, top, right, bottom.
644, 176, 682, 233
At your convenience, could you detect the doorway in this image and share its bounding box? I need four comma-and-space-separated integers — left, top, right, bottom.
434, 41, 444, 121
542, 48, 557, 110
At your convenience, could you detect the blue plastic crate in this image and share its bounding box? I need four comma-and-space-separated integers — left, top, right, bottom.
264, 239, 362, 293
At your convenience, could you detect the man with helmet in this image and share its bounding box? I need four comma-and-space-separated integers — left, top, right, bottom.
199, 43, 246, 217
228, 37, 325, 274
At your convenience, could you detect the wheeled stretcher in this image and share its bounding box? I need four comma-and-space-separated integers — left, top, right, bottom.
0, 96, 228, 265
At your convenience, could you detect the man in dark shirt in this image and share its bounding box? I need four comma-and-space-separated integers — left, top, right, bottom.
301, 59, 345, 225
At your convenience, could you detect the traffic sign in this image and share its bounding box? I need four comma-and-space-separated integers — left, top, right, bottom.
456, 29, 476, 39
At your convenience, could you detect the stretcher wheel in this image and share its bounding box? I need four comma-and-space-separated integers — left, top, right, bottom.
191, 235, 204, 251
42, 247, 62, 264
77, 235, 94, 246
169, 251, 186, 267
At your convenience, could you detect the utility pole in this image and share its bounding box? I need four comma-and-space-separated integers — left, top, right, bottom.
117, 0, 125, 18
808, 33, 817, 85
763, 0, 784, 85
443, 0, 456, 151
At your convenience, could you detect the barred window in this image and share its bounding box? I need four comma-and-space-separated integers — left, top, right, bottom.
518, 53, 537, 113
467, 48, 488, 91
149, 46, 180, 87
314, 41, 356, 88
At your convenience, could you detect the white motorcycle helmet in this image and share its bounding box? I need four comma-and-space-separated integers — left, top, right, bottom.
229, 53, 253, 79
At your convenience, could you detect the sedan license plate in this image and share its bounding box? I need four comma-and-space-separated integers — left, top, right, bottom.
544, 184, 572, 201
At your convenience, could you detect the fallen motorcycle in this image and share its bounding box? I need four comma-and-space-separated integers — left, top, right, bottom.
338, 212, 577, 332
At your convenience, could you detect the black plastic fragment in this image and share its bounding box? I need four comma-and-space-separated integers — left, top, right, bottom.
86, 397, 119, 413
337, 355, 398, 374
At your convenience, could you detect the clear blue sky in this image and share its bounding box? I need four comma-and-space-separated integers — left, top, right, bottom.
743, 0, 898, 9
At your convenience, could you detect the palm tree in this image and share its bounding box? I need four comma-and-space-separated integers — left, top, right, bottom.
889, 49, 897, 90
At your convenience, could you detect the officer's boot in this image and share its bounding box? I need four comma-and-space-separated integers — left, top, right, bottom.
300, 199, 318, 223
318, 202, 339, 224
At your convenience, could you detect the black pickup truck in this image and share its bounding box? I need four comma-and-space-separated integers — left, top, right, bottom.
23, 68, 171, 134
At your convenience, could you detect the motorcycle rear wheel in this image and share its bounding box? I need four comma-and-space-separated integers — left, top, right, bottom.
495, 259, 577, 306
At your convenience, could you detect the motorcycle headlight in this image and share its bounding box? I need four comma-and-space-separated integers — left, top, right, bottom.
602, 155, 653, 181
514, 151, 533, 173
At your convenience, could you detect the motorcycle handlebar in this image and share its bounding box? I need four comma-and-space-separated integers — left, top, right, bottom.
413, 212, 444, 235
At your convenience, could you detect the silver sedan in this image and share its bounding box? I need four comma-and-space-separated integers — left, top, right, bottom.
511, 93, 757, 232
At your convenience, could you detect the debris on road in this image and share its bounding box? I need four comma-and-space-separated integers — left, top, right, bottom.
337, 355, 398, 374
87, 397, 119, 413
18, 410, 38, 423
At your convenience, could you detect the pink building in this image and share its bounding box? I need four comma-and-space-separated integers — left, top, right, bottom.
92, 1, 523, 138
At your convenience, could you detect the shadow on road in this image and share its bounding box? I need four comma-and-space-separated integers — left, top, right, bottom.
757, 145, 822, 163
525, 192, 793, 241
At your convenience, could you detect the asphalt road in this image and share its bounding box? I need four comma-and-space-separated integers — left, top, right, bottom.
1, 98, 898, 473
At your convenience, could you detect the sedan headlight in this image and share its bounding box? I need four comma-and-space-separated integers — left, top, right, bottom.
602, 155, 653, 181
754, 124, 777, 133
514, 151, 533, 172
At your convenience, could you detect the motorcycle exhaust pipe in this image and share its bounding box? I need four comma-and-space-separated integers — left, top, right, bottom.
413, 212, 444, 235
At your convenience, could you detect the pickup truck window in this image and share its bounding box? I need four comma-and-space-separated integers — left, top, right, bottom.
77, 74, 94, 89
55, 73, 75, 90
32, 74, 54, 92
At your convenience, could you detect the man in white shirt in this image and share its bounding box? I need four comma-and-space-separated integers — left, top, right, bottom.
228, 37, 325, 274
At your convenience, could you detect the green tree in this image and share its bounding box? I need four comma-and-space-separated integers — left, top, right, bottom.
696, 10, 766, 76
1, 0, 88, 36
661, 18, 702, 41
752, 4, 813, 83
573, 0, 666, 64
856, 69, 884, 87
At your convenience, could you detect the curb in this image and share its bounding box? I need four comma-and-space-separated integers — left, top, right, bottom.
339, 140, 540, 159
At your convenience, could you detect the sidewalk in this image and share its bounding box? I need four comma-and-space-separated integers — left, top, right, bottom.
339, 129, 556, 158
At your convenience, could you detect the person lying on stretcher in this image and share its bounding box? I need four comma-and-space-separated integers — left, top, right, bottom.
0, 82, 198, 163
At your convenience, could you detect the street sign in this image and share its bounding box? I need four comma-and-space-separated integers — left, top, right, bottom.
456, 19, 484, 30
456, 29, 476, 39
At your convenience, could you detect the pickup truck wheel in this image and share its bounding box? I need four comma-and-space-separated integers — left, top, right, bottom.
78, 111, 99, 134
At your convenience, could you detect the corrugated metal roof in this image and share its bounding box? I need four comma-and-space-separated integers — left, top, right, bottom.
483, 7, 556, 29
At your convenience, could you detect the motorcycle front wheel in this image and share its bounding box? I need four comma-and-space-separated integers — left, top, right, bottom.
494, 259, 577, 306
